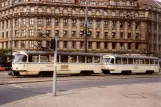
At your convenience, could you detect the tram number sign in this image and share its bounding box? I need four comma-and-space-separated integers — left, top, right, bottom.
61, 65, 68, 70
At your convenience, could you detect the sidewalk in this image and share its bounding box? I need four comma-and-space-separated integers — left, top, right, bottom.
1, 82, 161, 107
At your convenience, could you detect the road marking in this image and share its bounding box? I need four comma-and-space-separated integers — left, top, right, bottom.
9, 84, 28, 89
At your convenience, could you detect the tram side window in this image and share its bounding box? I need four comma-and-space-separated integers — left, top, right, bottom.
87, 56, 92, 63
40, 55, 49, 62
145, 59, 149, 64
116, 58, 121, 64
128, 58, 133, 64
68, 56, 77, 63
122, 58, 127, 64
29, 55, 39, 62
61, 55, 68, 63
78, 56, 85, 63
134, 59, 139, 64
154, 59, 159, 65
94, 57, 100, 63
139, 59, 144, 64
150, 59, 155, 64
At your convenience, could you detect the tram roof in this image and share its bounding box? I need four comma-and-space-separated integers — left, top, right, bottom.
17, 51, 104, 57
104, 54, 159, 59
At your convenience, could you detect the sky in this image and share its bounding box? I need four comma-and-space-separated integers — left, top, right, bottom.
156, 0, 161, 2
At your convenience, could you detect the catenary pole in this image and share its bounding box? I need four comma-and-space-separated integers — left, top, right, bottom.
53, 36, 57, 96
85, 0, 88, 53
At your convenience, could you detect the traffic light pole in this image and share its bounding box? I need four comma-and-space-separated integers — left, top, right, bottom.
53, 36, 57, 96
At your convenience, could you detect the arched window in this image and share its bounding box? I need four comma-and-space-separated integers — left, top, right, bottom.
38, 7, 42, 12
72, 9, 76, 15
96, 11, 100, 16
30, 7, 34, 12
119, 11, 123, 17
104, 11, 108, 16
23, 7, 26, 12
64, 8, 68, 14
80, 10, 84, 15
112, 11, 115, 16
46, 8, 51, 13
88, 10, 92, 15
55, 8, 59, 13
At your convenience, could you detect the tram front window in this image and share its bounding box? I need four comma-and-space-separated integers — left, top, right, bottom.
103, 58, 111, 64
13, 54, 27, 63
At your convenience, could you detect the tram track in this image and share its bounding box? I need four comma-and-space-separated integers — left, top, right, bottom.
0, 71, 161, 85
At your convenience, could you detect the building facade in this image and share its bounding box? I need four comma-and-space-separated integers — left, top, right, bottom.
0, 0, 160, 56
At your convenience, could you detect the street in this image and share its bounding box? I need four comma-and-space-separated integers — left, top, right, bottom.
0, 76, 161, 106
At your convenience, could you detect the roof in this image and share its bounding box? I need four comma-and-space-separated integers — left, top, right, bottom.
138, 0, 161, 7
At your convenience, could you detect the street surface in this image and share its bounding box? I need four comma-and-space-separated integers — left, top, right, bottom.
0, 77, 161, 106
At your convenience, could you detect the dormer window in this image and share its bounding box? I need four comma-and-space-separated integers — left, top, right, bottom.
99, 2, 105, 6
130, 2, 134, 6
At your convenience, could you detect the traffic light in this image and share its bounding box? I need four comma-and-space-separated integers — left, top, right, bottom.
51, 39, 56, 50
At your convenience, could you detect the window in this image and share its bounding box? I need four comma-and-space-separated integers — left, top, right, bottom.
64, 9, 68, 15
96, 32, 100, 38
104, 32, 108, 38
38, 18, 42, 26
88, 42, 92, 49
88, 20, 92, 27
68, 56, 77, 63
63, 30, 68, 37
128, 22, 131, 28
15, 30, 18, 36
30, 7, 34, 12
46, 30, 51, 36
72, 9, 76, 15
88, 10, 92, 15
120, 32, 124, 39
80, 31, 84, 37
104, 21, 108, 28
119, 11, 123, 17
22, 18, 26, 26
104, 11, 108, 16
122, 1, 126, 6
46, 8, 51, 13
29, 29, 34, 36
112, 11, 115, 16
72, 41, 76, 48
112, 32, 116, 39
112, 21, 116, 28
114, 1, 118, 6
96, 42, 100, 49
128, 33, 131, 39
15, 41, 18, 48
116, 58, 121, 64
15, 19, 18, 26
22, 30, 26, 36
80, 41, 84, 49
38, 7, 42, 12
80, 10, 84, 15
63, 41, 67, 48
96, 20, 100, 28
29, 18, 34, 25
128, 43, 131, 49
88, 31, 92, 37
99, 2, 105, 6
120, 22, 124, 28
72, 19, 76, 27
55, 8, 59, 14
104, 42, 108, 49
55, 19, 59, 26
29, 41, 34, 48
55, 30, 59, 36
112, 43, 116, 49
120, 43, 124, 49
130, 2, 134, 6
64, 19, 68, 26
90, 1, 96, 5
46, 18, 51, 26
72, 31, 76, 37
80, 20, 84, 26
127, 12, 130, 17
21, 41, 25, 48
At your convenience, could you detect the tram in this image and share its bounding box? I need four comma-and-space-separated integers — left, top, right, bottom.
11, 51, 103, 76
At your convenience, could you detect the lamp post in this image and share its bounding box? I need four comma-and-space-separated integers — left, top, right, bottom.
84, 0, 88, 53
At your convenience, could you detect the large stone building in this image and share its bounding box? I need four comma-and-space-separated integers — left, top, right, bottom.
0, 0, 161, 56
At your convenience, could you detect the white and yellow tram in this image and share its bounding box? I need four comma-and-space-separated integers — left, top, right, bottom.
11, 51, 103, 76
102, 54, 160, 74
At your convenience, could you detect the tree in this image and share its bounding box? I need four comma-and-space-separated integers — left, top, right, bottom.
0, 49, 12, 67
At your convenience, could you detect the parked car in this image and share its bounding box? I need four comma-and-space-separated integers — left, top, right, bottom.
0, 66, 5, 71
